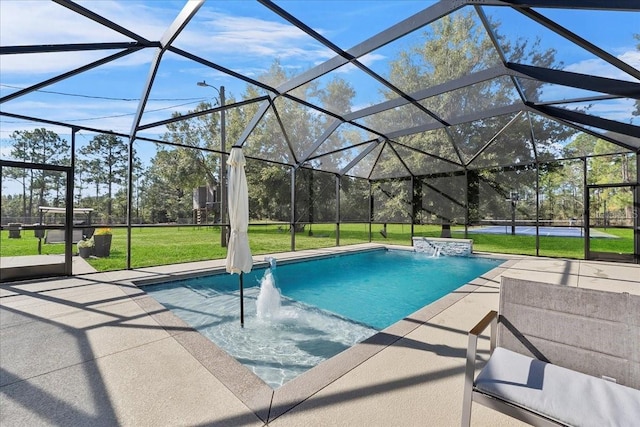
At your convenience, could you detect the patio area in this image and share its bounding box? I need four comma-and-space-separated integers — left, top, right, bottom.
1, 243, 639, 426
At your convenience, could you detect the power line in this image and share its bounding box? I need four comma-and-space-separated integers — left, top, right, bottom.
0, 99, 207, 127
0, 83, 204, 102
61, 100, 205, 122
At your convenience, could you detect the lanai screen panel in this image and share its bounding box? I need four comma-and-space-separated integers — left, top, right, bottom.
294, 168, 336, 225
538, 158, 585, 258
395, 128, 463, 170
475, 166, 537, 226
340, 176, 370, 223
1, 1, 638, 241
1, 120, 74, 228
245, 158, 291, 223
76, 131, 132, 226
371, 179, 412, 223
136, 143, 213, 225
419, 173, 466, 226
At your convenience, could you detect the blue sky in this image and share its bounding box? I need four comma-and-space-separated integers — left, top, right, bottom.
0, 1, 638, 159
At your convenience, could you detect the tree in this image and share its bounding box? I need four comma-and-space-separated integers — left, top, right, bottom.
148, 94, 259, 225
563, 133, 596, 158
5, 128, 70, 220
79, 134, 137, 223
241, 60, 357, 225
369, 10, 573, 228
589, 140, 636, 224
545, 133, 636, 224
74, 159, 90, 206
0, 194, 27, 224
339, 176, 370, 222
142, 149, 197, 223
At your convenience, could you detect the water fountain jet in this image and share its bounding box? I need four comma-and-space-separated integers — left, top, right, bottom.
256, 258, 282, 319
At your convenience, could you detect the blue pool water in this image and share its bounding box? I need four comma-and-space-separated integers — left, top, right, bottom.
145, 249, 503, 387
263, 250, 502, 329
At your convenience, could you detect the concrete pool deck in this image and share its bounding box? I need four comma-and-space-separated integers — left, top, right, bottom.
1, 243, 639, 426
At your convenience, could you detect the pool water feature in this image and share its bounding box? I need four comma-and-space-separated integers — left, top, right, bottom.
147, 277, 377, 388
256, 258, 281, 319
144, 249, 503, 388
255, 268, 281, 318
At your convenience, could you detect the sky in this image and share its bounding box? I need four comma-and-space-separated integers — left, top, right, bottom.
0, 0, 638, 189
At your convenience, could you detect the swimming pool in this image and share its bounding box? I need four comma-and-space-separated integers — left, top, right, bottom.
144, 249, 503, 388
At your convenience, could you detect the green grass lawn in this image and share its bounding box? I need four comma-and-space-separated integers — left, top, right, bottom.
1, 223, 634, 272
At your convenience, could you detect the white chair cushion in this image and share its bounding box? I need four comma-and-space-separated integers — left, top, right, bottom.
475, 347, 640, 427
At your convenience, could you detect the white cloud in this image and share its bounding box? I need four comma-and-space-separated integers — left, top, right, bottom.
359, 52, 387, 68
0, 1, 171, 74
538, 48, 639, 105
580, 98, 636, 123
333, 53, 387, 74
0, 50, 151, 75
541, 47, 639, 126
0, 143, 14, 158
178, 11, 335, 64
565, 49, 640, 82
1, 1, 338, 80
618, 50, 640, 70
1, 0, 172, 44
0, 95, 196, 137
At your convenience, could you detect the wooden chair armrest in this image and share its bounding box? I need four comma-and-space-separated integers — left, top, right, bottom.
462, 310, 498, 426
469, 310, 498, 351
466, 310, 498, 364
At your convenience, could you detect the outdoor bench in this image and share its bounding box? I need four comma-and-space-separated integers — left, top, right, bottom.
462, 277, 640, 426
44, 228, 92, 244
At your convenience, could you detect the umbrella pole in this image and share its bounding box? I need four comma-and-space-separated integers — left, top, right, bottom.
240, 272, 244, 328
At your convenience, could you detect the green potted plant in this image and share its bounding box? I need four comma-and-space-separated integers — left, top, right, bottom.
93, 228, 112, 257
77, 237, 94, 258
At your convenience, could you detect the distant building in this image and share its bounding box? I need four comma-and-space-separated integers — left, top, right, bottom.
193, 186, 217, 224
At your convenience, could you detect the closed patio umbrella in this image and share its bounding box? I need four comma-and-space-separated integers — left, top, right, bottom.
225, 147, 253, 326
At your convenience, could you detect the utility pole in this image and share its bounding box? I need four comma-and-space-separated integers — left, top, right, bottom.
197, 81, 227, 247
